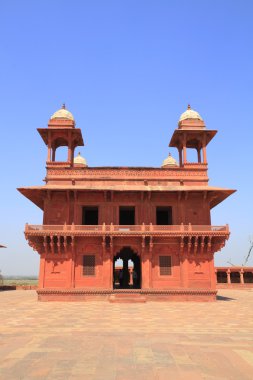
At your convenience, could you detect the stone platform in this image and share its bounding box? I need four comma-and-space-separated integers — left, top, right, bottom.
0, 289, 253, 379
37, 288, 217, 302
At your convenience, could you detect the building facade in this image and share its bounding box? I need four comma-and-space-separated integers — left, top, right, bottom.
19, 105, 235, 301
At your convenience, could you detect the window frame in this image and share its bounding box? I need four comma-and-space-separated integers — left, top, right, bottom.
82, 254, 96, 277
82, 206, 99, 225
119, 206, 136, 225
156, 206, 173, 225
159, 255, 172, 276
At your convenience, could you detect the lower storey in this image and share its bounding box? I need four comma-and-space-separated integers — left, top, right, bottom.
38, 239, 217, 290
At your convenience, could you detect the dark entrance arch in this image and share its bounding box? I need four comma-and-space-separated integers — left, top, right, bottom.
113, 247, 141, 289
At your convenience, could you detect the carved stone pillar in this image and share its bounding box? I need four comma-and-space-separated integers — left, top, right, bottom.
52, 147, 56, 162
47, 146, 51, 162
39, 256, 46, 288
123, 258, 129, 287
240, 269, 244, 284
197, 148, 201, 163
183, 145, 187, 164
70, 251, 76, 288
203, 145, 207, 164
141, 249, 150, 289
227, 269, 231, 284
180, 253, 189, 288
106, 251, 113, 289
209, 257, 216, 289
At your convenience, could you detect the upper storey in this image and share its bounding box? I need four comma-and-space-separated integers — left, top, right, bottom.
18, 104, 235, 209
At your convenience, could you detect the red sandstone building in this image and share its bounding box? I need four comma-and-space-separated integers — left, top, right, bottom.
216, 267, 253, 287
19, 105, 235, 301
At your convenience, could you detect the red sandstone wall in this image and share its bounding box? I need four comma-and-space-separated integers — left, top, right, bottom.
39, 238, 215, 291
43, 191, 211, 226
39, 191, 214, 291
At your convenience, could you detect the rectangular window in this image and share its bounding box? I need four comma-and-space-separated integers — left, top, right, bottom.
159, 256, 172, 276
82, 207, 98, 225
83, 255, 95, 276
156, 207, 172, 225
119, 206, 135, 225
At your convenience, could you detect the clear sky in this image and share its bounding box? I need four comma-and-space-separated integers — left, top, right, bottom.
0, 0, 253, 275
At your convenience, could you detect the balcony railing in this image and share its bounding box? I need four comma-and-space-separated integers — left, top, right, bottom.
25, 223, 229, 236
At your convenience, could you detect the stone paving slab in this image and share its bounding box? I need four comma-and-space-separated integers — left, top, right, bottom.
0, 289, 253, 379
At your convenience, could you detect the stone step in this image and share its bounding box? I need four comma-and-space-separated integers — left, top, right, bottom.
109, 293, 147, 303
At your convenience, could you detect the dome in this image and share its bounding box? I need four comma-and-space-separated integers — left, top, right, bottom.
74, 152, 87, 166
50, 104, 75, 121
179, 105, 203, 122
162, 153, 178, 167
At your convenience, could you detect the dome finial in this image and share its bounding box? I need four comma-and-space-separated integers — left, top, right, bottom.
178, 105, 203, 123
50, 105, 75, 121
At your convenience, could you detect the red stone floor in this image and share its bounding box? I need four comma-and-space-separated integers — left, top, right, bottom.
0, 289, 253, 380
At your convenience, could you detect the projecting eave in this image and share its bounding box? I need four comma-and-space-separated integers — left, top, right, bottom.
37, 128, 84, 146
17, 185, 236, 210
18, 187, 45, 210
169, 129, 217, 148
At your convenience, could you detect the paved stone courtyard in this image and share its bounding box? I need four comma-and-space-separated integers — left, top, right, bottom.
0, 290, 253, 380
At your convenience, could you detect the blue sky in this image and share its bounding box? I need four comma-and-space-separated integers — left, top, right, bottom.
0, 0, 253, 275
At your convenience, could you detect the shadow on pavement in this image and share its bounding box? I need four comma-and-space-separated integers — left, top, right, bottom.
216, 295, 235, 301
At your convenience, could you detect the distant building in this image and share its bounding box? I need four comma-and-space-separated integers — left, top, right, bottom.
216, 267, 253, 287
19, 104, 235, 301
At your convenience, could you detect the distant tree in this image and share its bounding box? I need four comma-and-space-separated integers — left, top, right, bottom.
243, 236, 253, 266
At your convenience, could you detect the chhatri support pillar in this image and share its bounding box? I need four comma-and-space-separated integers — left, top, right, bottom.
47, 146, 51, 162
68, 143, 72, 163
203, 145, 207, 164
52, 147, 56, 162
183, 133, 187, 164
202, 134, 207, 164
197, 148, 201, 163
183, 145, 187, 164
177, 147, 183, 167
47, 132, 51, 162
179, 148, 183, 166
71, 148, 74, 166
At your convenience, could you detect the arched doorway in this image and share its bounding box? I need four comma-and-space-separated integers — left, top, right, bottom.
113, 247, 141, 289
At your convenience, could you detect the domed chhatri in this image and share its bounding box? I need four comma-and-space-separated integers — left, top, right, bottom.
74, 152, 87, 166
179, 104, 203, 123
50, 104, 75, 121
162, 153, 178, 168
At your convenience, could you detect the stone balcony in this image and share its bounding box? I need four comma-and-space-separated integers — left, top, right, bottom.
25, 223, 229, 238
25, 223, 230, 255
